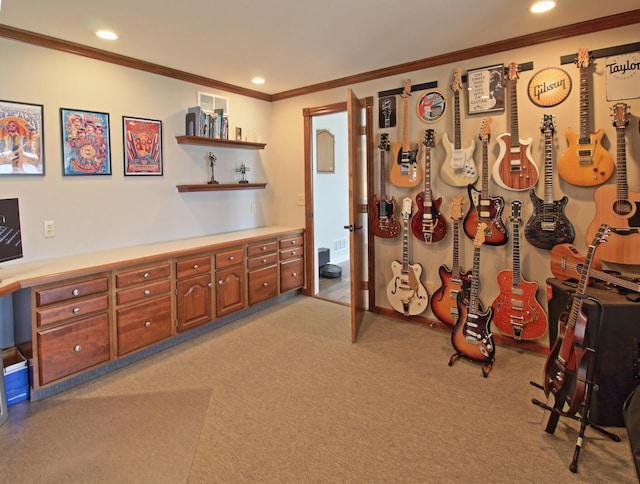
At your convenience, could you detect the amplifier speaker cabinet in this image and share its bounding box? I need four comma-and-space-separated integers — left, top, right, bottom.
547, 278, 640, 427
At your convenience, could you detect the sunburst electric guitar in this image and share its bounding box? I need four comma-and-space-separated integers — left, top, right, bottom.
585, 102, 640, 264
387, 198, 429, 316
491, 200, 548, 341
524, 114, 575, 250
389, 80, 422, 188
557, 48, 614, 187
411, 129, 447, 244
441, 68, 478, 187
372, 133, 401, 238
463, 118, 509, 246
493, 62, 539, 191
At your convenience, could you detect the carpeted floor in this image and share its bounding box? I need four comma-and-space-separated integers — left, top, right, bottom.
0, 295, 636, 483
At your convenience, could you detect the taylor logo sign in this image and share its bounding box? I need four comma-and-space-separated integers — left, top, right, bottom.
606, 52, 640, 101
527, 68, 572, 107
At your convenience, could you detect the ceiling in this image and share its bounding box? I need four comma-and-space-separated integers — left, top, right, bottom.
0, 1, 638, 97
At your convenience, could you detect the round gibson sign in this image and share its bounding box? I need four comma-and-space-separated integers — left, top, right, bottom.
527, 68, 572, 107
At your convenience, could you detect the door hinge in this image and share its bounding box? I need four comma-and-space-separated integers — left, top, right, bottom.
358, 203, 368, 213
359, 126, 366, 135
361, 280, 369, 290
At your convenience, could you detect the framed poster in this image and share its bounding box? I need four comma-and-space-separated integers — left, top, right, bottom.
467, 64, 505, 114
60, 108, 111, 175
416, 89, 447, 123
0, 99, 44, 175
123, 116, 163, 175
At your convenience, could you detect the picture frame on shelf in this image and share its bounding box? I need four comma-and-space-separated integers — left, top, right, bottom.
123, 116, 163, 176
467, 64, 505, 114
60, 108, 111, 175
0, 99, 44, 175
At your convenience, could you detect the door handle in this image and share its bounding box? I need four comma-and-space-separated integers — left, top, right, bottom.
343, 224, 363, 232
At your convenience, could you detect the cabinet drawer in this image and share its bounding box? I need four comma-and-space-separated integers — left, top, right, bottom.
116, 263, 171, 288
247, 240, 277, 257
215, 248, 244, 269
176, 255, 211, 279
280, 246, 304, 261
37, 294, 109, 327
116, 279, 171, 305
116, 295, 172, 356
247, 253, 278, 270
37, 313, 110, 385
279, 235, 303, 250
248, 266, 278, 305
36, 276, 109, 307
280, 258, 304, 293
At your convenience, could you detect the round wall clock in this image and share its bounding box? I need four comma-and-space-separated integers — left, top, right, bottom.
527, 68, 572, 107
416, 89, 447, 123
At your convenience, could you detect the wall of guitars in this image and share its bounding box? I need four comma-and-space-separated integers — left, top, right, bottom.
372, 34, 640, 370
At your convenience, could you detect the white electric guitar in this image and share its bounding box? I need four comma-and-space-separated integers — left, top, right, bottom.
387, 197, 429, 316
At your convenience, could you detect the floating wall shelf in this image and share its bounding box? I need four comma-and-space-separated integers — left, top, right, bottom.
175, 135, 266, 150
177, 183, 267, 192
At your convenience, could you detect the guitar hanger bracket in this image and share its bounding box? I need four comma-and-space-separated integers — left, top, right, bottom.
560, 41, 640, 65
378, 81, 438, 98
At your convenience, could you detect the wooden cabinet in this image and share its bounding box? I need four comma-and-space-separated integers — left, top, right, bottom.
247, 239, 278, 305
279, 233, 304, 293
176, 254, 213, 332
215, 247, 246, 317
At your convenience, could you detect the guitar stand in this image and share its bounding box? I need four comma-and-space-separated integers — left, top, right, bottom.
448, 352, 494, 378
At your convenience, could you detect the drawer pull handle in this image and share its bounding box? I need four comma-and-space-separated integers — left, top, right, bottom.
292, 251, 297, 256
74, 345, 82, 352
261, 246, 267, 251
145, 321, 151, 328
73, 307, 81, 315
144, 289, 151, 295
143, 272, 150, 279
262, 258, 267, 263
193, 264, 199, 269
292, 272, 297, 277
263, 282, 268, 287
72, 288, 80, 296
208, 282, 213, 288
229, 256, 235, 261
218, 280, 223, 285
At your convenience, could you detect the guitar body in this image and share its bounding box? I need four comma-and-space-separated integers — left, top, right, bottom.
550, 244, 603, 283
524, 190, 575, 250
493, 134, 538, 191
411, 191, 446, 243
431, 265, 473, 326
451, 291, 495, 363
491, 270, 547, 340
440, 133, 478, 187
371, 194, 401, 238
558, 128, 614, 187
389, 143, 422, 188
463, 185, 508, 246
386, 260, 429, 316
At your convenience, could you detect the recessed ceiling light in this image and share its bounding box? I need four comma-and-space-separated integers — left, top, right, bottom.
252, 77, 265, 85
531, 1, 555, 13
96, 30, 118, 40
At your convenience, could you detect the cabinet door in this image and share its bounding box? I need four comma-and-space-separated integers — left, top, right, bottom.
176, 273, 213, 332
216, 266, 245, 317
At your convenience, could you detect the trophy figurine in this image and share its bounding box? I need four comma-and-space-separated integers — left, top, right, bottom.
207, 152, 219, 184
235, 162, 250, 184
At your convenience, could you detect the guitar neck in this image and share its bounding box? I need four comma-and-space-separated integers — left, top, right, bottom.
402, 217, 410, 272
509, 76, 520, 141
578, 66, 591, 140
423, 147, 432, 203
481, 139, 489, 197
453, 91, 462, 150
616, 125, 628, 199
543, 129, 554, 206
511, 219, 521, 286
380, 149, 388, 198
402, 93, 410, 152
469, 245, 481, 315
451, 219, 461, 279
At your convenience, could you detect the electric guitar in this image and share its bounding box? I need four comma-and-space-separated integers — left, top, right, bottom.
411, 129, 447, 244
386, 197, 429, 316
585, 102, 640, 264
463, 118, 509, 246
389, 80, 422, 188
557, 48, 614, 187
441, 69, 478, 187
491, 200, 548, 340
450, 222, 495, 375
542, 224, 609, 432
372, 133, 401, 238
431, 197, 478, 326
493, 62, 539, 191
524, 114, 576, 250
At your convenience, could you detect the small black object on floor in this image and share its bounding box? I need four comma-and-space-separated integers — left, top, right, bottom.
320, 263, 342, 279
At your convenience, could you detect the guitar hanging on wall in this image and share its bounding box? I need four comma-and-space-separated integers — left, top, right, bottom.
389, 80, 422, 188
371, 133, 401, 238
493, 62, 539, 191
557, 48, 614, 187
411, 129, 447, 244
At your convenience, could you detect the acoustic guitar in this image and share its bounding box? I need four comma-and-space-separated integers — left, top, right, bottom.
585, 102, 640, 264
411, 129, 447, 244
491, 200, 548, 340
440, 69, 478, 187
389, 80, 422, 188
386, 197, 429, 316
371, 133, 401, 238
557, 48, 614, 187
493, 62, 539, 191
524, 114, 575, 250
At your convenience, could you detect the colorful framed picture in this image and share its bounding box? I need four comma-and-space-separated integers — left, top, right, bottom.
123, 116, 163, 175
0, 99, 44, 175
416, 89, 447, 123
467, 64, 505, 114
60, 108, 111, 175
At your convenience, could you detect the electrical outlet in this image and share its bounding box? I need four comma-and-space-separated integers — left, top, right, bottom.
44, 220, 56, 238
297, 193, 305, 206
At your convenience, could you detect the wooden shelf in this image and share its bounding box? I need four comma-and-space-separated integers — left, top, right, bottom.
175, 135, 266, 150
177, 183, 267, 192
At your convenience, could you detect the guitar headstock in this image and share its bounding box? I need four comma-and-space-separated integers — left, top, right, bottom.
451, 69, 463, 92
473, 223, 488, 247
401, 80, 412, 99
510, 200, 522, 224
379, 133, 390, 151
589, 223, 610, 250
612, 103, 629, 129
451, 197, 463, 221
402, 197, 412, 220
423, 129, 435, 148
576, 48, 591, 69
508, 62, 519, 81
540, 114, 555, 135
478, 117, 492, 142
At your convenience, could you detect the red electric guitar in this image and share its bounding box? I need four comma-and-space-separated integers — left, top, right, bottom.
389, 80, 422, 188
411, 129, 447, 244
371, 133, 401, 238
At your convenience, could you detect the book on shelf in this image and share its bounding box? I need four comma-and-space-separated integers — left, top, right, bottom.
185, 106, 229, 139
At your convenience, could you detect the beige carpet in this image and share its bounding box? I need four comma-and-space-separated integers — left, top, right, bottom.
0, 295, 636, 483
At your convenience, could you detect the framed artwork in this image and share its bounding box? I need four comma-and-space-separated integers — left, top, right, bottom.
416, 89, 447, 123
0, 99, 44, 175
316, 129, 335, 173
60, 108, 111, 175
467, 64, 505, 114
123, 116, 163, 175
